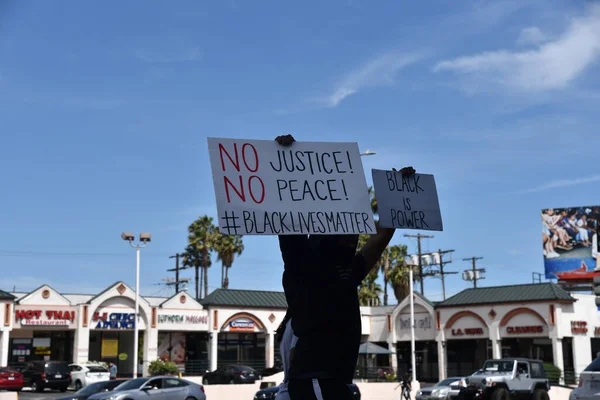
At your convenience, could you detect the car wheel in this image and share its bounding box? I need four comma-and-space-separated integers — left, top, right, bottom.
75, 380, 83, 391
533, 389, 549, 400
32, 381, 43, 393
492, 388, 510, 400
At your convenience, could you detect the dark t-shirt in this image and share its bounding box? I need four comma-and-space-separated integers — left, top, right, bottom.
279, 235, 368, 383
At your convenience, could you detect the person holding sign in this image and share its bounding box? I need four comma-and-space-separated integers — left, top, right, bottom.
275, 134, 414, 400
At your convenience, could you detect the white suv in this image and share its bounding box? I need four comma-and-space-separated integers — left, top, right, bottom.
68, 364, 110, 391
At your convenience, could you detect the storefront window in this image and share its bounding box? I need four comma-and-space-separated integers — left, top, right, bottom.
217, 333, 266, 371
89, 330, 141, 377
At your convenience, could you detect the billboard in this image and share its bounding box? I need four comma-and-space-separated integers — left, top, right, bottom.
542, 205, 600, 280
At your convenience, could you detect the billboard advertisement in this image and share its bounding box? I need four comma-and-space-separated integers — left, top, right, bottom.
542, 206, 600, 280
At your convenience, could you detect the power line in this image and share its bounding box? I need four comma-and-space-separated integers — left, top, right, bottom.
427, 249, 457, 301
167, 253, 190, 293
462, 256, 485, 288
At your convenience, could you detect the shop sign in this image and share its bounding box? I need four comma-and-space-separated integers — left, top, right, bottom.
451, 328, 484, 336
34, 346, 51, 356
15, 309, 75, 326
506, 325, 544, 334
571, 321, 588, 334
158, 314, 208, 325
399, 315, 432, 330
229, 318, 255, 332
93, 312, 135, 329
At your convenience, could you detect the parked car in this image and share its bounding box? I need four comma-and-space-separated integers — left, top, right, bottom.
69, 363, 110, 390
88, 376, 205, 400
203, 364, 258, 384
21, 360, 71, 392
416, 377, 462, 400
0, 367, 24, 392
253, 383, 361, 399
58, 379, 124, 400
570, 356, 600, 400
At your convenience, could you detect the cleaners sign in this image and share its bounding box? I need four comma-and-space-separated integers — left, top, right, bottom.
228, 318, 256, 332
372, 170, 443, 231
93, 312, 135, 330
208, 138, 376, 235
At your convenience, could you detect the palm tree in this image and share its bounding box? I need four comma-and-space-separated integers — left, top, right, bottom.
386, 244, 411, 303
185, 216, 219, 299
214, 231, 244, 289
358, 269, 383, 306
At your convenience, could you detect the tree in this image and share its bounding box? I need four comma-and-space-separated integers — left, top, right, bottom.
183, 216, 219, 299
214, 232, 244, 289
386, 244, 411, 303
358, 268, 383, 306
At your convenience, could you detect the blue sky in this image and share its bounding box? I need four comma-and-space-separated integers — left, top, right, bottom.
1, 0, 600, 301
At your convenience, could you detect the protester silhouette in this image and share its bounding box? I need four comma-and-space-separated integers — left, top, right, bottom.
275, 134, 415, 400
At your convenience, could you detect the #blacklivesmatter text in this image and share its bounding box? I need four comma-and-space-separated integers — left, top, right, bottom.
386, 171, 429, 230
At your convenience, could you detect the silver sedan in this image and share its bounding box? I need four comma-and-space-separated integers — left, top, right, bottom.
416, 377, 463, 400
88, 376, 206, 400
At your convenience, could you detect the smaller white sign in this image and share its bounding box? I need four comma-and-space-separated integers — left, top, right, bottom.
372, 170, 443, 231
21, 320, 70, 327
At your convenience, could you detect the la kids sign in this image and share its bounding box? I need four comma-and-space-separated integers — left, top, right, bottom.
208, 138, 376, 235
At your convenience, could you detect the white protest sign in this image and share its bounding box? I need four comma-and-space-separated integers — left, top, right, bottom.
372, 169, 443, 231
208, 138, 376, 235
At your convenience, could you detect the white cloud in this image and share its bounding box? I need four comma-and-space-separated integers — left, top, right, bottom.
517, 26, 548, 46
521, 174, 600, 193
323, 51, 423, 107
433, 5, 600, 92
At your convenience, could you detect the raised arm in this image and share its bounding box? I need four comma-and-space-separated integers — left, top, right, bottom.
353, 166, 416, 284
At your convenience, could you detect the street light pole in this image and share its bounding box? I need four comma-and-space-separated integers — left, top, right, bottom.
121, 232, 151, 379
409, 263, 416, 384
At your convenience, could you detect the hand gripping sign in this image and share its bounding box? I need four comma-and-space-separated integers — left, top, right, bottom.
372, 169, 443, 231
208, 138, 376, 235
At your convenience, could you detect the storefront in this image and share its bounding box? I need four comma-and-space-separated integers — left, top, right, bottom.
156, 292, 209, 376
443, 310, 492, 377
0, 290, 15, 367
390, 293, 438, 382
9, 286, 78, 367
200, 289, 288, 373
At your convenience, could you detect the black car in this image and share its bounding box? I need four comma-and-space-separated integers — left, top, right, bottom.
254, 383, 361, 399
203, 364, 258, 384
21, 360, 71, 392
57, 380, 124, 400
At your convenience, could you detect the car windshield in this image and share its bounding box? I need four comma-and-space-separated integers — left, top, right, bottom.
437, 379, 460, 387
87, 366, 109, 373
114, 378, 149, 391
482, 361, 513, 372
78, 381, 107, 395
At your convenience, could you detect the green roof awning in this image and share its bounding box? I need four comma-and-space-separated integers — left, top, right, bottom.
359, 342, 393, 355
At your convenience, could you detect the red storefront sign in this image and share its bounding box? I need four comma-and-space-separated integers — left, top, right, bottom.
571, 321, 588, 334
506, 325, 543, 334
15, 309, 76, 326
451, 328, 484, 336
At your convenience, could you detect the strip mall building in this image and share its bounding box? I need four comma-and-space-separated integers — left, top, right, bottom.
0, 282, 597, 381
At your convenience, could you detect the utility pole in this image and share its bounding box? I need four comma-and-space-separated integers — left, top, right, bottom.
168, 253, 188, 293
462, 256, 484, 288
404, 233, 434, 294
434, 249, 457, 301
